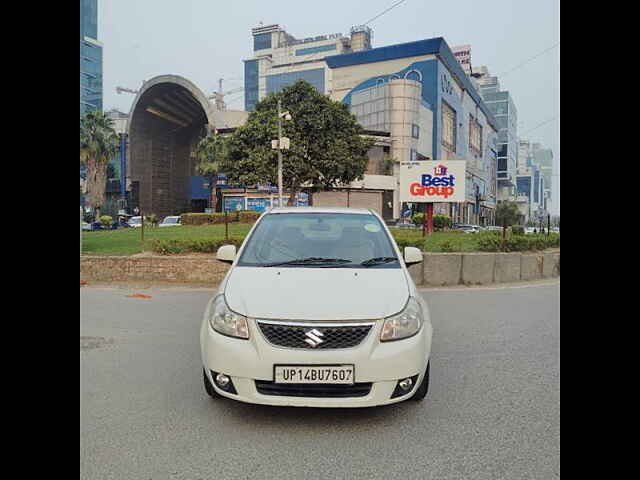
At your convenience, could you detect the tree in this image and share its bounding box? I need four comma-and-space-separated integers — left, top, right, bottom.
495, 201, 522, 227
80, 111, 119, 219
194, 133, 229, 212
221, 81, 375, 205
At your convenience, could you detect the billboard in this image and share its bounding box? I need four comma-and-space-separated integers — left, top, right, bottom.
399, 161, 466, 203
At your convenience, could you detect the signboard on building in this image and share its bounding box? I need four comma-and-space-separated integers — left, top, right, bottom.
452, 45, 472, 74
399, 161, 466, 203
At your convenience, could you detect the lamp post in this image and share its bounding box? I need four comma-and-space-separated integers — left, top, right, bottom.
274, 99, 292, 207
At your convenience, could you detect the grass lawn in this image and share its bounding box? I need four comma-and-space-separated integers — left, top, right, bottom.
81, 224, 254, 256
81, 223, 485, 256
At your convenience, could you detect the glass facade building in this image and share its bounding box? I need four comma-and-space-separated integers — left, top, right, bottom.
266, 68, 325, 96
80, 0, 102, 116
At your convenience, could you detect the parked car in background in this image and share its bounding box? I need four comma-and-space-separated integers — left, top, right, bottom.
524, 227, 536, 235
201, 207, 432, 407
551, 227, 559, 234
159, 216, 181, 227
128, 216, 143, 228
453, 224, 480, 234
82, 221, 92, 232
485, 226, 503, 232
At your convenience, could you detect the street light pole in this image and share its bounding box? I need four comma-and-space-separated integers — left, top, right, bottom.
277, 98, 283, 208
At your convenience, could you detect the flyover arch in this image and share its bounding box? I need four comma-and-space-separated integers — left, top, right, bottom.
127, 75, 219, 218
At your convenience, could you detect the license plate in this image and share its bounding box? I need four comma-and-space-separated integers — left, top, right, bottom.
274, 365, 355, 384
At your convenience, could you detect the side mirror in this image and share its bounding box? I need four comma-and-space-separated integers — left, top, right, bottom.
404, 247, 423, 267
216, 245, 237, 264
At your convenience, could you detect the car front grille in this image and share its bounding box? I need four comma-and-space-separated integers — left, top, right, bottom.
255, 381, 373, 398
256, 321, 374, 350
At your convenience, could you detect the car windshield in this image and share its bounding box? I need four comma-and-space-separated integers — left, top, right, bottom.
237, 213, 399, 268
163, 217, 178, 224
129, 217, 141, 224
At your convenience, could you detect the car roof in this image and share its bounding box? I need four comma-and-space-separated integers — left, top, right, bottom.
267, 207, 373, 215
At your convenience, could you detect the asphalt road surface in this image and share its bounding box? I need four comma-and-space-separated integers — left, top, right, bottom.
80, 282, 560, 480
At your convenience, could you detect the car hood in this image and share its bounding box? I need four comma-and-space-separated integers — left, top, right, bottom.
224, 267, 410, 320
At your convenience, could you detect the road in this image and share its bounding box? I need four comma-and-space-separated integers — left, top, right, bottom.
80, 282, 560, 480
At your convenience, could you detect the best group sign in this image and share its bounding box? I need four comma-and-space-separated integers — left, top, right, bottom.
399, 160, 466, 203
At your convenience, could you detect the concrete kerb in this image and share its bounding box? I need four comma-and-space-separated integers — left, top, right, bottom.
520, 254, 544, 281
494, 253, 522, 284
422, 253, 462, 286
461, 253, 495, 285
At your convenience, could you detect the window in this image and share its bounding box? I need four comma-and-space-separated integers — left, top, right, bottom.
266, 68, 325, 95
237, 213, 399, 268
468, 115, 482, 156
411, 124, 420, 138
410, 149, 417, 161
441, 101, 457, 153
254, 33, 272, 51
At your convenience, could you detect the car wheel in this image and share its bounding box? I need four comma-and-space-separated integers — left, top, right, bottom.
203, 368, 221, 398
412, 361, 430, 401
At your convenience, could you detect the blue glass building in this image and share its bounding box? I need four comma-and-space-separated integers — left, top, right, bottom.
80, 0, 103, 117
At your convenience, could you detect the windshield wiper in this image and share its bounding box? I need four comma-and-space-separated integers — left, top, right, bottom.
360, 257, 398, 267
263, 257, 353, 267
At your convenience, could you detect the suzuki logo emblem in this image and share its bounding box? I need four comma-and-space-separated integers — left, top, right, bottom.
304, 329, 325, 348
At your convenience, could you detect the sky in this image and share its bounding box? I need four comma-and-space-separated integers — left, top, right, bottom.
99, 0, 560, 214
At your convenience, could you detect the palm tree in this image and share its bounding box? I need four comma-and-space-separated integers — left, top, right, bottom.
80, 111, 119, 220
194, 134, 228, 212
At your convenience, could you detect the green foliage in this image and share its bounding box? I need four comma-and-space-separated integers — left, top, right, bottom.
80, 111, 120, 216
495, 201, 522, 227
145, 214, 158, 227
477, 233, 560, 252
99, 215, 112, 226
221, 81, 374, 204
151, 236, 245, 255
194, 134, 229, 211
511, 225, 524, 235
181, 211, 260, 226
411, 214, 451, 231
440, 241, 454, 252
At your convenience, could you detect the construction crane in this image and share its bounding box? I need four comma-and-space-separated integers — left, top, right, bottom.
116, 86, 139, 95
209, 78, 243, 111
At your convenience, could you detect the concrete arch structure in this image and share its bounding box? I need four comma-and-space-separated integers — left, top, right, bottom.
126, 75, 220, 218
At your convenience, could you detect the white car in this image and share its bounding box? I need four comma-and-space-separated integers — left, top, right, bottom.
525, 227, 536, 234
454, 224, 480, 234
159, 216, 181, 227
81, 222, 92, 232
128, 216, 142, 228
200, 207, 433, 408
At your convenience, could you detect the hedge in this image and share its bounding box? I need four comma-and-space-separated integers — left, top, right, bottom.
151, 236, 245, 255
181, 211, 261, 226
477, 233, 560, 252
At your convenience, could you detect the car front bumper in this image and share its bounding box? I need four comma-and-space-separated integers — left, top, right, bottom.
201, 316, 432, 408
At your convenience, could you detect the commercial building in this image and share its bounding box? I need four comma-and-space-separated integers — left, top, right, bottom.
325, 36, 499, 224
80, 0, 103, 116
516, 140, 549, 224
471, 66, 518, 203
244, 24, 373, 111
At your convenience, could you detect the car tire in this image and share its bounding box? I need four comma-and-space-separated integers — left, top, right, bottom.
203, 368, 221, 398
412, 361, 430, 401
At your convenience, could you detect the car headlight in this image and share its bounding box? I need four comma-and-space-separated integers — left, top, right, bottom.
380, 297, 423, 342
209, 295, 249, 339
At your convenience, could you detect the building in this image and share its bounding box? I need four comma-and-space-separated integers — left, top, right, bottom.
531, 143, 553, 213
472, 66, 517, 204
451, 45, 472, 75
80, 0, 103, 116
244, 24, 373, 111
516, 140, 549, 224
325, 37, 499, 224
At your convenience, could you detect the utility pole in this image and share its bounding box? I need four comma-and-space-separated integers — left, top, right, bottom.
272, 99, 291, 207
278, 98, 283, 207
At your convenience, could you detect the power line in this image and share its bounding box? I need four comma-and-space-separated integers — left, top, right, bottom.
363, 0, 407, 25
500, 42, 560, 78
520, 115, 559, 135
284, 0, 408, 73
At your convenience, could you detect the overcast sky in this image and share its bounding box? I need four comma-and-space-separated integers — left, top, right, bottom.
99, 0, 559, 214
